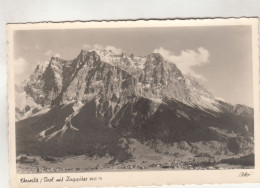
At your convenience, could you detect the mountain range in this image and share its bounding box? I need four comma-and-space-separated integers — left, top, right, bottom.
15, 48, 254, 163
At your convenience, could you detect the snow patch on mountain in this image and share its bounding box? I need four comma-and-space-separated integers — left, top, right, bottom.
15, 48, 252, 122
197, 96, 221, 112
215, 97, 226, 102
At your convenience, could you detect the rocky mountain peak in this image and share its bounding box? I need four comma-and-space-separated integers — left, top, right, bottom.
15, 48, 254, 166
146, 53, 164, 63
15, 48, 253, 121
232, 104, 254, 117
76, 50, 100, 64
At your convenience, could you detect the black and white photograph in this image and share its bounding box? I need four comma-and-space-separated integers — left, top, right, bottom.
7, 19, 260, 187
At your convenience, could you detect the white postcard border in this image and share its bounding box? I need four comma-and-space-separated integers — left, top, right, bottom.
7, 18, 260, 187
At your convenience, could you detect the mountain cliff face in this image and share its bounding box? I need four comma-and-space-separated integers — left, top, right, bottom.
15, 49, 254, 161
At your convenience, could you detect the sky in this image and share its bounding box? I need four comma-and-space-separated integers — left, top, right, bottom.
14, 26, 253, 107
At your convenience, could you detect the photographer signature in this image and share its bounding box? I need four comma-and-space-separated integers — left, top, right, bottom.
239, 172, 252, 178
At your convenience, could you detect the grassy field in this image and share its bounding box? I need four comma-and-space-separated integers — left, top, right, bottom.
16, 139, 254, 173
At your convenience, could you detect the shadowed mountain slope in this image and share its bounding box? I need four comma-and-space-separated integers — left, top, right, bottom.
15, 49, 254, 160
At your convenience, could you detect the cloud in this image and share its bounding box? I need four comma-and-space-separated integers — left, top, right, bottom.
82, 44, 122, 53
14, 58, 28, 76
82, 44, 92, 50
34, 44, 40, 50
44, 50, 61, 58
54, 53, 61, 58
153, 47, 210, 80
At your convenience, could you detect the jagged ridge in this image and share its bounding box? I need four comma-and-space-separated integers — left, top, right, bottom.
15, 49, 254, 160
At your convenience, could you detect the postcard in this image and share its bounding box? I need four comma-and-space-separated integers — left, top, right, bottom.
7, 18, 260, 187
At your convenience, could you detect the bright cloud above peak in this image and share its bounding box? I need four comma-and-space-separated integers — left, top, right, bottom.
14, 58, 28, 76
44, 50, 61, 58
82, 44, 122, 54
153, 47, 210, 80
